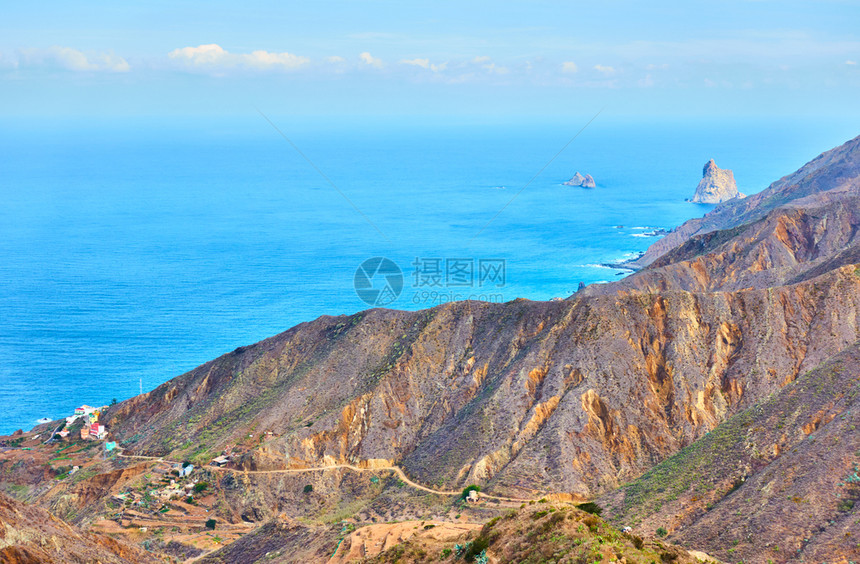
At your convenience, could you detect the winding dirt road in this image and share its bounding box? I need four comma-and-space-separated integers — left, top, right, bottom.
116, 449, 537, 502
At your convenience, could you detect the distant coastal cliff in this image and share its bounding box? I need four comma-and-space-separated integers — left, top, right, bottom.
691, 159, 744, 203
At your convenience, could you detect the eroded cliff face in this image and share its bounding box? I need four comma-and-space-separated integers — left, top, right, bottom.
599, 341, 860, 563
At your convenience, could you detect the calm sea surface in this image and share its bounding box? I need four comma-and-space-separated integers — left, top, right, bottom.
0, 116, 855, 433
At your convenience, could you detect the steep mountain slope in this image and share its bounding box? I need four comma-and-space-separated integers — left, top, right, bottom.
583, 194, 860, 295
103, 263, 860, 502
0, 492, 159, 564
598, 342, 860, 563
197, 520, 342, 564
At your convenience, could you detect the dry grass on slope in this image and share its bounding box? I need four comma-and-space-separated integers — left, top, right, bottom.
366, 501, 719, 564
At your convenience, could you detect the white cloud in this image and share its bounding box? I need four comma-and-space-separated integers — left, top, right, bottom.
483, 62, 509, 74
359, 51, 383, 67
561, 61, 578, 73
244, 50, 309, 69
168, 43, 309, 71
326, 56, 346, 63
400, 58, 447, 72
638, 74, 654, 87
16, 46, 129, 72
594, 64, 615, 75
401, 57, 429, 69
169, 44, 225, 64
847, 60, 857, 65
645, 63, 669, 70
467, 56, 507, 74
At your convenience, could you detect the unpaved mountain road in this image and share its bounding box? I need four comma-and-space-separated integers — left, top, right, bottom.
117, 449, 539, 502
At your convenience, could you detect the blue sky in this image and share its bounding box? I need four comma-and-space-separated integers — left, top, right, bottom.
1, 0, 859, 119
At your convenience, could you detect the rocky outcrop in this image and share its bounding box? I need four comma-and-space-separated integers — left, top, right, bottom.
563, 172, 596, 188
691, 159, 743, 203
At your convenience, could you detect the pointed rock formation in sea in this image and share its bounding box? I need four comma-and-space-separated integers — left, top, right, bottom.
563, 172, 596, 188
691, 159, 745, 203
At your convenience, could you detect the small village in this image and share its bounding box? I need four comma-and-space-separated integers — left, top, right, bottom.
0, 403, 256, 554
89, 456, 257, 554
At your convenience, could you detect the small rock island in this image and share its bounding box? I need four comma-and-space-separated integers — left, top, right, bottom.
563, 172, 596, 188
691, 159, 745, 203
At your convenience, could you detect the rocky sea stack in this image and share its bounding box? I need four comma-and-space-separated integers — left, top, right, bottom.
563, 172, 596, 188
691, 159, 744, 203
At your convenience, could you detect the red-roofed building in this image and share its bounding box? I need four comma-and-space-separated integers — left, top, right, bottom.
90, 423, 106, 440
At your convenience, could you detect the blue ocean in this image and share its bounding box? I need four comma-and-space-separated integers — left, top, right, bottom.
0, 116, 855, 434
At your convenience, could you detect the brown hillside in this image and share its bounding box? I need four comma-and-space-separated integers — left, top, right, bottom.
0, 491, 159, 564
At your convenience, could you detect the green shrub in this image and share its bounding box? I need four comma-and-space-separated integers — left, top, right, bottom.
303, 484, 313, 494
576, 502, 603, 516
440, 547, 452, 559
463, 537, 489, 562
193, 481, 209, 493
461, 484, 481, 500
205, 518, 216, 530
656, 526, 668, 537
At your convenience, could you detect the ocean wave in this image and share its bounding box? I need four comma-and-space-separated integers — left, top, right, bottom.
632, 230, 667, 238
